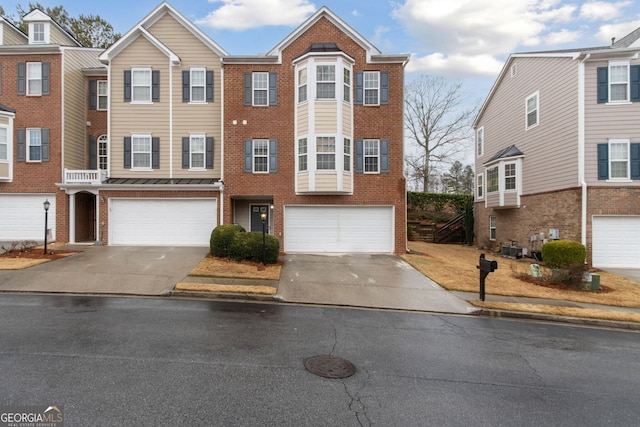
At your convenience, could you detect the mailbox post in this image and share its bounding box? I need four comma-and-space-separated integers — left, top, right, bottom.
476, 253, 498, 301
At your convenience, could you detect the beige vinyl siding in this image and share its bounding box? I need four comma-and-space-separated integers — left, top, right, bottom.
315, 173, 338, 192
478, 56, 579, 195
0, 116, 9, 125
343, 172, 352, 193
50, 25, 75, 46
63, 48, 103, 170
149, 14, 222, 179
314, 101, 338, 133
297, 104, 309, 134
486, 193, 500, 208
297, 173, 309, 192
2, 27, 27, 45
342, 103, 352, 136
0, 163, 8, 177
110, 36, 171, 178
584, 59, 640, 186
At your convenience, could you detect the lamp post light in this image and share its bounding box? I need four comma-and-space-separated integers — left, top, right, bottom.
43, 199, 50, 254
260, 212, 267, 265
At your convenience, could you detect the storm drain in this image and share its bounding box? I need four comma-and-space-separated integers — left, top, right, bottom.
304, 355, 356, 379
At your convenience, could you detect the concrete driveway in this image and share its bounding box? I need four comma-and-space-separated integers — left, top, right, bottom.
604, 268, 640, 282
277, 253, 477, 314
0, 246, 208, 295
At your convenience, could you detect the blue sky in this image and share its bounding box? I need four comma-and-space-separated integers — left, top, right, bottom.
4, 0, 640, 105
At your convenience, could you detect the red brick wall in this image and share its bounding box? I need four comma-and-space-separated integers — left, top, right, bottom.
87, 76, 108, 169
0, 53, 68, 242
223, 17, 407, 253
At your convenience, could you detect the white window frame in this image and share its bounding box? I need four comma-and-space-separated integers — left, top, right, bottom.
26, 128, 42, 162
253, 139, 269, 173
298, 138, 307, 172
316, 65, 336, 100
510, 63, 517, 77
477, 173, 484, 199
97, 81, 108, 110
489, 216, 496, 241
486, 166, 498, 193
364, 139, 380, 173
26, 62, 42, 96
252, 72, 268, 106
343, 138, 351, 172
608, 61, 630, 103
526, 91, 539, 130
364, 71, 380, 106
608, 139, 630, 180
190, 67, 206, 103
476, 127, 484, 157
0, 126, 8, 162
343, 68, 351, 102
131, 67, 152, 103
98, 134, 108, 171
190, 134, 206, 170
29, 22, 49, 44
131, 133, 152, 170
298, 68, 307, 103
316, 136, 336, 170
504, 162, 517, 191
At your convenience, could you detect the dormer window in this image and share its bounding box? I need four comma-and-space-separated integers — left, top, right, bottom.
28, 22, 50, 44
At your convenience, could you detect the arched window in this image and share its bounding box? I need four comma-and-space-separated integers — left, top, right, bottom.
98, 134, 108, 171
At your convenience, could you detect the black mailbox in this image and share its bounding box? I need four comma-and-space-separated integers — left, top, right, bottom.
476, 254, 498, 301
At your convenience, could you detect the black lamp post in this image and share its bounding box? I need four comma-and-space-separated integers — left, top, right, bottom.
43, 199, 50, 254
260, 212, 267, 265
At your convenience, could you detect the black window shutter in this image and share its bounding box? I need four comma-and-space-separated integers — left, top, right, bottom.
89, 80, 97, 110
597, 143, 608, 180
269, 72, 277, 106
269, 139, 277, 172
41, 128, 49, 161
182, 137, 190, 169
123, 137, 131, 169
597, 67, 608, 104
244, 139, 252, 172
380, 139, 389, 172
631, 65, 640, 102
355, 139, 363, 172
380, 71, 389, 105
17, 128, 26, 161
206, 137, 214, 169
89, 135, 97, 169
152, 70, 160, 102
206, 70, 214, 102
182, 71, 190, 102
41, 62, 50, 95
355, 72, 363, 105
244, 73, 252, 105
17, 62, 26, 95
631, 143, 640, 179
152, 137, 160, 169
124, 70, 131, 101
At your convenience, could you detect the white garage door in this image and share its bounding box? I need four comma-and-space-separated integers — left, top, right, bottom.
284, 206, 394, 253
0, 194, 56, 241
592, 216, 640, 268
110, 198, 217, 246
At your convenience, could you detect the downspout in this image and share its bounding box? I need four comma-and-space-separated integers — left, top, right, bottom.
578, 54, 590, 250
219, 58, 225, 225
169, 60, 173, 179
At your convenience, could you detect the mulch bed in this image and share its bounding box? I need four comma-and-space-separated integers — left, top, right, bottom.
0, 247, 78, 260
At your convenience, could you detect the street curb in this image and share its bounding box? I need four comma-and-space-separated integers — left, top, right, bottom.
478, 309, 640, 331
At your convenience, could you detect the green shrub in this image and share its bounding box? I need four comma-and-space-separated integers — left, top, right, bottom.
229, 231, 279, 264
210, 224, 245, 257
541, 240, 586, 269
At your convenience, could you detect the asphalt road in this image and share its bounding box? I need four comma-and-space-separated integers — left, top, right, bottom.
1, 295, 639, 426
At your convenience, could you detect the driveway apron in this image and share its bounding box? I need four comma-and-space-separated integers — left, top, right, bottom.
0, 246, 208, 295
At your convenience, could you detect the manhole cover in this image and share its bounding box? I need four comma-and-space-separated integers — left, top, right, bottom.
304, 355, 356, 379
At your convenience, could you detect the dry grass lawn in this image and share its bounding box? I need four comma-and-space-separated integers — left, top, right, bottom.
0, 258, 50, 270
403, 241, 640, 309
473, 301, 640, 323
189, 255, 282, 281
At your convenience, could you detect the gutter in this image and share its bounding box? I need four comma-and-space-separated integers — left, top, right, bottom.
578, 53, 590, 250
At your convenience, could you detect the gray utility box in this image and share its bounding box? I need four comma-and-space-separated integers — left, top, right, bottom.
501, 244, 523, 259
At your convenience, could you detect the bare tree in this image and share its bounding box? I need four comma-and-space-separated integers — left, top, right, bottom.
404, 75, 476, 192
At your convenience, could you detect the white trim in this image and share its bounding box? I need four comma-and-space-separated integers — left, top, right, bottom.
252, 72, 269, 106
607, 60, 630, 103
26, 128, 42, 162
489, 215, 496, 241
252, 139, 269, 173
363, 71, 381, 106
131, 133, 152, 170
476, 173, 484, 200
525, 91, 539, 130
131, 67, 152, 103
363, 139, 380, 174
189, 133, 207, 171
189, 67, 207, 103
97, 80, 109, 111
607, 138, 631, 180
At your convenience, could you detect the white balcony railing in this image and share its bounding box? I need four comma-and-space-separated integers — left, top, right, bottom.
64, 169, 107, 185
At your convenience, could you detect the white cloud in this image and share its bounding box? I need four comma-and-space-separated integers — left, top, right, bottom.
406, 53, 505, 77
196, 0, 317, 30
351, 9, 361, 17
580, 1, 631, 21
545, 28, 582, 44
595, 19, 640, 44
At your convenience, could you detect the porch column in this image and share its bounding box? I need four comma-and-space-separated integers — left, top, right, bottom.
69, 193, 76, 243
